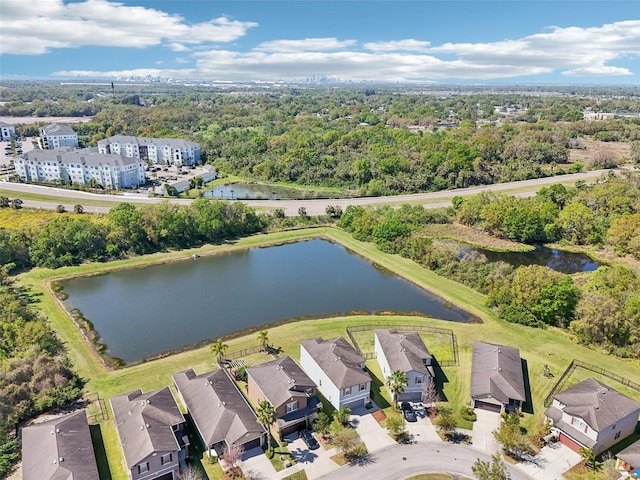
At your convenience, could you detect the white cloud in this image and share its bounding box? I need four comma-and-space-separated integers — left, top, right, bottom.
363, 39, 431, 52
50, 19, 639, 82
0, 0, 257, 55
254, 38, 357, 53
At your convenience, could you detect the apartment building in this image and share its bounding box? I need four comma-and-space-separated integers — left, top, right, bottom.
97, 135, 200, 166
39, 123, 79, 149
14, 147, 145, 189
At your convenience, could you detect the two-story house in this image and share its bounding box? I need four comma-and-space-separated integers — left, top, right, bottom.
300, 337, 371, 410
545, 378, 640, 455
374, 329, 434, 402
471, 341, 526, 413
172, 368, 265, 459
110, 387, 188, 480
22, 410, 100, 480
247, 356, 322, 436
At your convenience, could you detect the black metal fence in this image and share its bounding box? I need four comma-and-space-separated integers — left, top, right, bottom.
345, 323, 458, 366
544, 359, 640, 407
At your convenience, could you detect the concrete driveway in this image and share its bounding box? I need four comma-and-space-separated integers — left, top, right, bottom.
279, 432, 341, 480
240, 446, 277, 480
404, 406, 442, 443
350, 410, 397, 454
471, 409, 502, 454
515, 442, 582, 479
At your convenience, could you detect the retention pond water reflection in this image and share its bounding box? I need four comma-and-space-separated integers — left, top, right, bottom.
62, 239, 473, 363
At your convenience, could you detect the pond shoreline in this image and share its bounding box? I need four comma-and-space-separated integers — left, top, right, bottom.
48, 230, 480, 368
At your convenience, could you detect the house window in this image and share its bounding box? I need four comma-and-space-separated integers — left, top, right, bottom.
286, 401, 298, 413
138, 462, 149, 474
615, 431, 621, 440
342, 387, 352, 396
359, 383, 367, 391
571, 417, 588, 433
415, 377, 424, 384
161, 453, 172, 465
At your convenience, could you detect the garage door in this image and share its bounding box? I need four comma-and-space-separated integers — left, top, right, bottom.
154, 473, 174, 480
559, 433, 582, 452
242, 437, 262, 451
474, 400, 501, 413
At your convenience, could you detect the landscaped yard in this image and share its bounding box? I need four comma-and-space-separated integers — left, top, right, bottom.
14, 227, 640, 479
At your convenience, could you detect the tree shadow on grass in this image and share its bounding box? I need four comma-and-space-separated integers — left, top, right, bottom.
89, 424, 112, 480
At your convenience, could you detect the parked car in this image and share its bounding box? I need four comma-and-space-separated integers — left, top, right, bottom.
299, 429, 319, 450
401, 402, 417, 422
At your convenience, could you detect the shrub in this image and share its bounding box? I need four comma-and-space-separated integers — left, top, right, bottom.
460, 406, 477, 422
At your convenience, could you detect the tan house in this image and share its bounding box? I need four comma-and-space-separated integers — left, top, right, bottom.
247, 356, 321, 436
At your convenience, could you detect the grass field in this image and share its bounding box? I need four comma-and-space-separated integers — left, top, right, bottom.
15, 227, 640, 479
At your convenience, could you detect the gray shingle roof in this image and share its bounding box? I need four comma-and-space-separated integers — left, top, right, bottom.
40, 124, 76, 136
375, 329, 432, 375
471, 341, 525, 404
247, 356, 317, 409
0, 121, 14, 128
99, 135, 199, 149
21, 410, 100, 480
301, 337, 371, 389
616, 439, 640, 468
172, 369, 265, 448
110, 387, 184, 469
547, 378, 640, 433
20, 147, 140, 167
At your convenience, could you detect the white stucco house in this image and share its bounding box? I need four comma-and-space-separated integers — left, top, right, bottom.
545, 378, 640, 455
300, 337, 371, 410
374, 329, 434, 402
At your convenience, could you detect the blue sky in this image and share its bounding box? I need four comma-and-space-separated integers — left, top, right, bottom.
1, 1, 639, 84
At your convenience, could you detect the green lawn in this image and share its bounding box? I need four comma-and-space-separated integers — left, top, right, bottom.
14, 227, 640, 479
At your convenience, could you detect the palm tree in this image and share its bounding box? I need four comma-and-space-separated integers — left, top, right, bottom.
209, 338, 228, 363
257, 330, 269, 352
386, 370, 408, 407
256, 400, 277, 452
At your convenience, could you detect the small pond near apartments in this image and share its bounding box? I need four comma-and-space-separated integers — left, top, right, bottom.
62, 239, 472, 363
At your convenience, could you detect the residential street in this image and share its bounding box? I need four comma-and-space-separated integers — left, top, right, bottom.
318, 442, 534, 480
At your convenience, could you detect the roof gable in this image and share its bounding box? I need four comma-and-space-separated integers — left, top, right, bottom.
471, 341, 525, 404
301, 337, 371, 389
247, 356, 316, 409
375, 329, 431, 375
21, 410, 99, 480
554, 378, 640, 432
110, 387, 184, 468
172, 369, 264, 448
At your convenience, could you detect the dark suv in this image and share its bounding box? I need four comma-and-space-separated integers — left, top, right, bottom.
401, 402, 417, 422
299, 429, 320, 450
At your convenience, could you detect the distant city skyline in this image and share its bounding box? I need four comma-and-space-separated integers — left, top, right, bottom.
1, 1, 639, 84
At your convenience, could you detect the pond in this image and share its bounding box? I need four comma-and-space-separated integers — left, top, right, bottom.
462, 245, 599, 274
62, 239, 472, 363
204, 183, 345, 200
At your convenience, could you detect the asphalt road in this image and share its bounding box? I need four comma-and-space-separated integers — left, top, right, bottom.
0, 169, 619, 216
318, 442, 533, 480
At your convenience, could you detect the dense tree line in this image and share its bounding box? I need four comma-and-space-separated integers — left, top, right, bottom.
339, 174, 640, 357
0, 199, 265, 270
0, 274, 82, 477
3, 83, 639, 194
